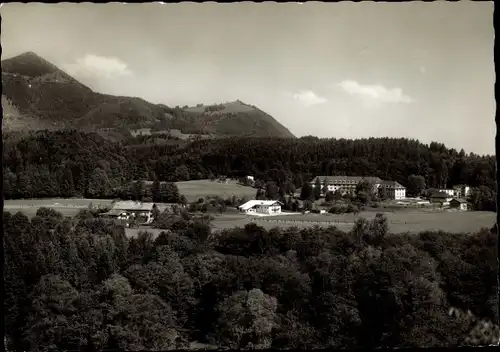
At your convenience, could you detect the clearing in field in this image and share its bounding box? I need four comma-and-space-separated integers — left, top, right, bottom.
175, 179, 256, 202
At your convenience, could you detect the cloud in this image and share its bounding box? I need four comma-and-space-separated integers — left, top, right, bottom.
292, 90, 327, 107
337, 80, 414, 107
62, 54, 133, 79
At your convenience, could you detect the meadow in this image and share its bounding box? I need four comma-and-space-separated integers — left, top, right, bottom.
4, 198, 114, 218
175, 179, 256, 202
211, 210, 496, 234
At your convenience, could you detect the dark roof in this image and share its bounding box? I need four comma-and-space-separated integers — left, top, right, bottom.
99, 209, 128, 217
430, 191, 450, 198
450, 198, 468, 204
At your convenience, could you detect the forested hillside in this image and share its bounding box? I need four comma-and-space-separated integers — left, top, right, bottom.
3, 131, 496, 211
3, 210, 498, 350
1, 52, 294, 138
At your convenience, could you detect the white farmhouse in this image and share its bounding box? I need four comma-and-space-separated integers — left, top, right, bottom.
238, 200, 283, 215
108, 201, 156, 224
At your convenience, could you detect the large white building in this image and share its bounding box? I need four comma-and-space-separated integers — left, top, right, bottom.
238, 200, 283, 215
380, 181, 406, 200
310, 176, 407, 200
310, 176, 382, 195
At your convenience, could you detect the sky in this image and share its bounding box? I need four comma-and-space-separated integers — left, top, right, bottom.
1, 2, 495, 155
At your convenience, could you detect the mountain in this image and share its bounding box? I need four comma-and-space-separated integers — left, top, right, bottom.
1, 52, 295, 138
178, 100, 295, 138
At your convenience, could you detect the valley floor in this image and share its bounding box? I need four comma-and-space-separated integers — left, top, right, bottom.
4, 198, 495, 236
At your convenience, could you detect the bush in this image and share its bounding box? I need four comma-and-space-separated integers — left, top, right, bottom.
346, 204, 359, 214
328, 205, 347, 214
154, 213, 189, 231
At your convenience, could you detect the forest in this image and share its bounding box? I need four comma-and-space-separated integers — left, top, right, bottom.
3, 207, 498, 350
2, 130, 497, 211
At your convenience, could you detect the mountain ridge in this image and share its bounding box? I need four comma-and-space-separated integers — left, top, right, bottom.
1, 51, 295, 138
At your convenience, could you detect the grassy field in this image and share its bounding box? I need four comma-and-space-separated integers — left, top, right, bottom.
4, 198, 114, 218
175, 179, 256, 202
211, 210, 496, 234
4, 198, 113, 208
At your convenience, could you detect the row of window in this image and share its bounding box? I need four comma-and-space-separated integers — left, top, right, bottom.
316, 182, 405, 189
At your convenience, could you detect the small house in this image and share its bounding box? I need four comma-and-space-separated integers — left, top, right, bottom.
449, 198, 468, 211
99, 209, 130, 220
429, 191, 453, 205
109, 201, 156, 224
238, 200, 283, 215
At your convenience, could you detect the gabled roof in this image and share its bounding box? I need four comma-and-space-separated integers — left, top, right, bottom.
238, 200, 283, 211
112, 201, 155, 211
430, 191, 450, 198
311, 176, 383, 184
380, 180, 405, 189
99, 209, 129, 217
450, 198, 468, 204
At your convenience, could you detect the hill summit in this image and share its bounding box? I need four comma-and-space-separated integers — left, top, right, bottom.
1, 52, 295, 138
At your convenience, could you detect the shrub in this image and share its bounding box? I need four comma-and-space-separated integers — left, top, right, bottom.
329, 205, 347, 214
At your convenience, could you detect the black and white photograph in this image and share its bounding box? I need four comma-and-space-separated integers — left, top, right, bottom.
1, 2, 498, 350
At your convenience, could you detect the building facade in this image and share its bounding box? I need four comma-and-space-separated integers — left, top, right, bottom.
429, 192, 453, 205
238, 200, 283, 215
108, 201, 156, 224
310, 175, 406, 200
437, 189, 456, 197
380, 181, 406, 200
453, 185, 471, 198
310, 176, 383, 196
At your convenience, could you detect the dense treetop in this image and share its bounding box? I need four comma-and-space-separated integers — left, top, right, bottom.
3, 208, 498, 350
